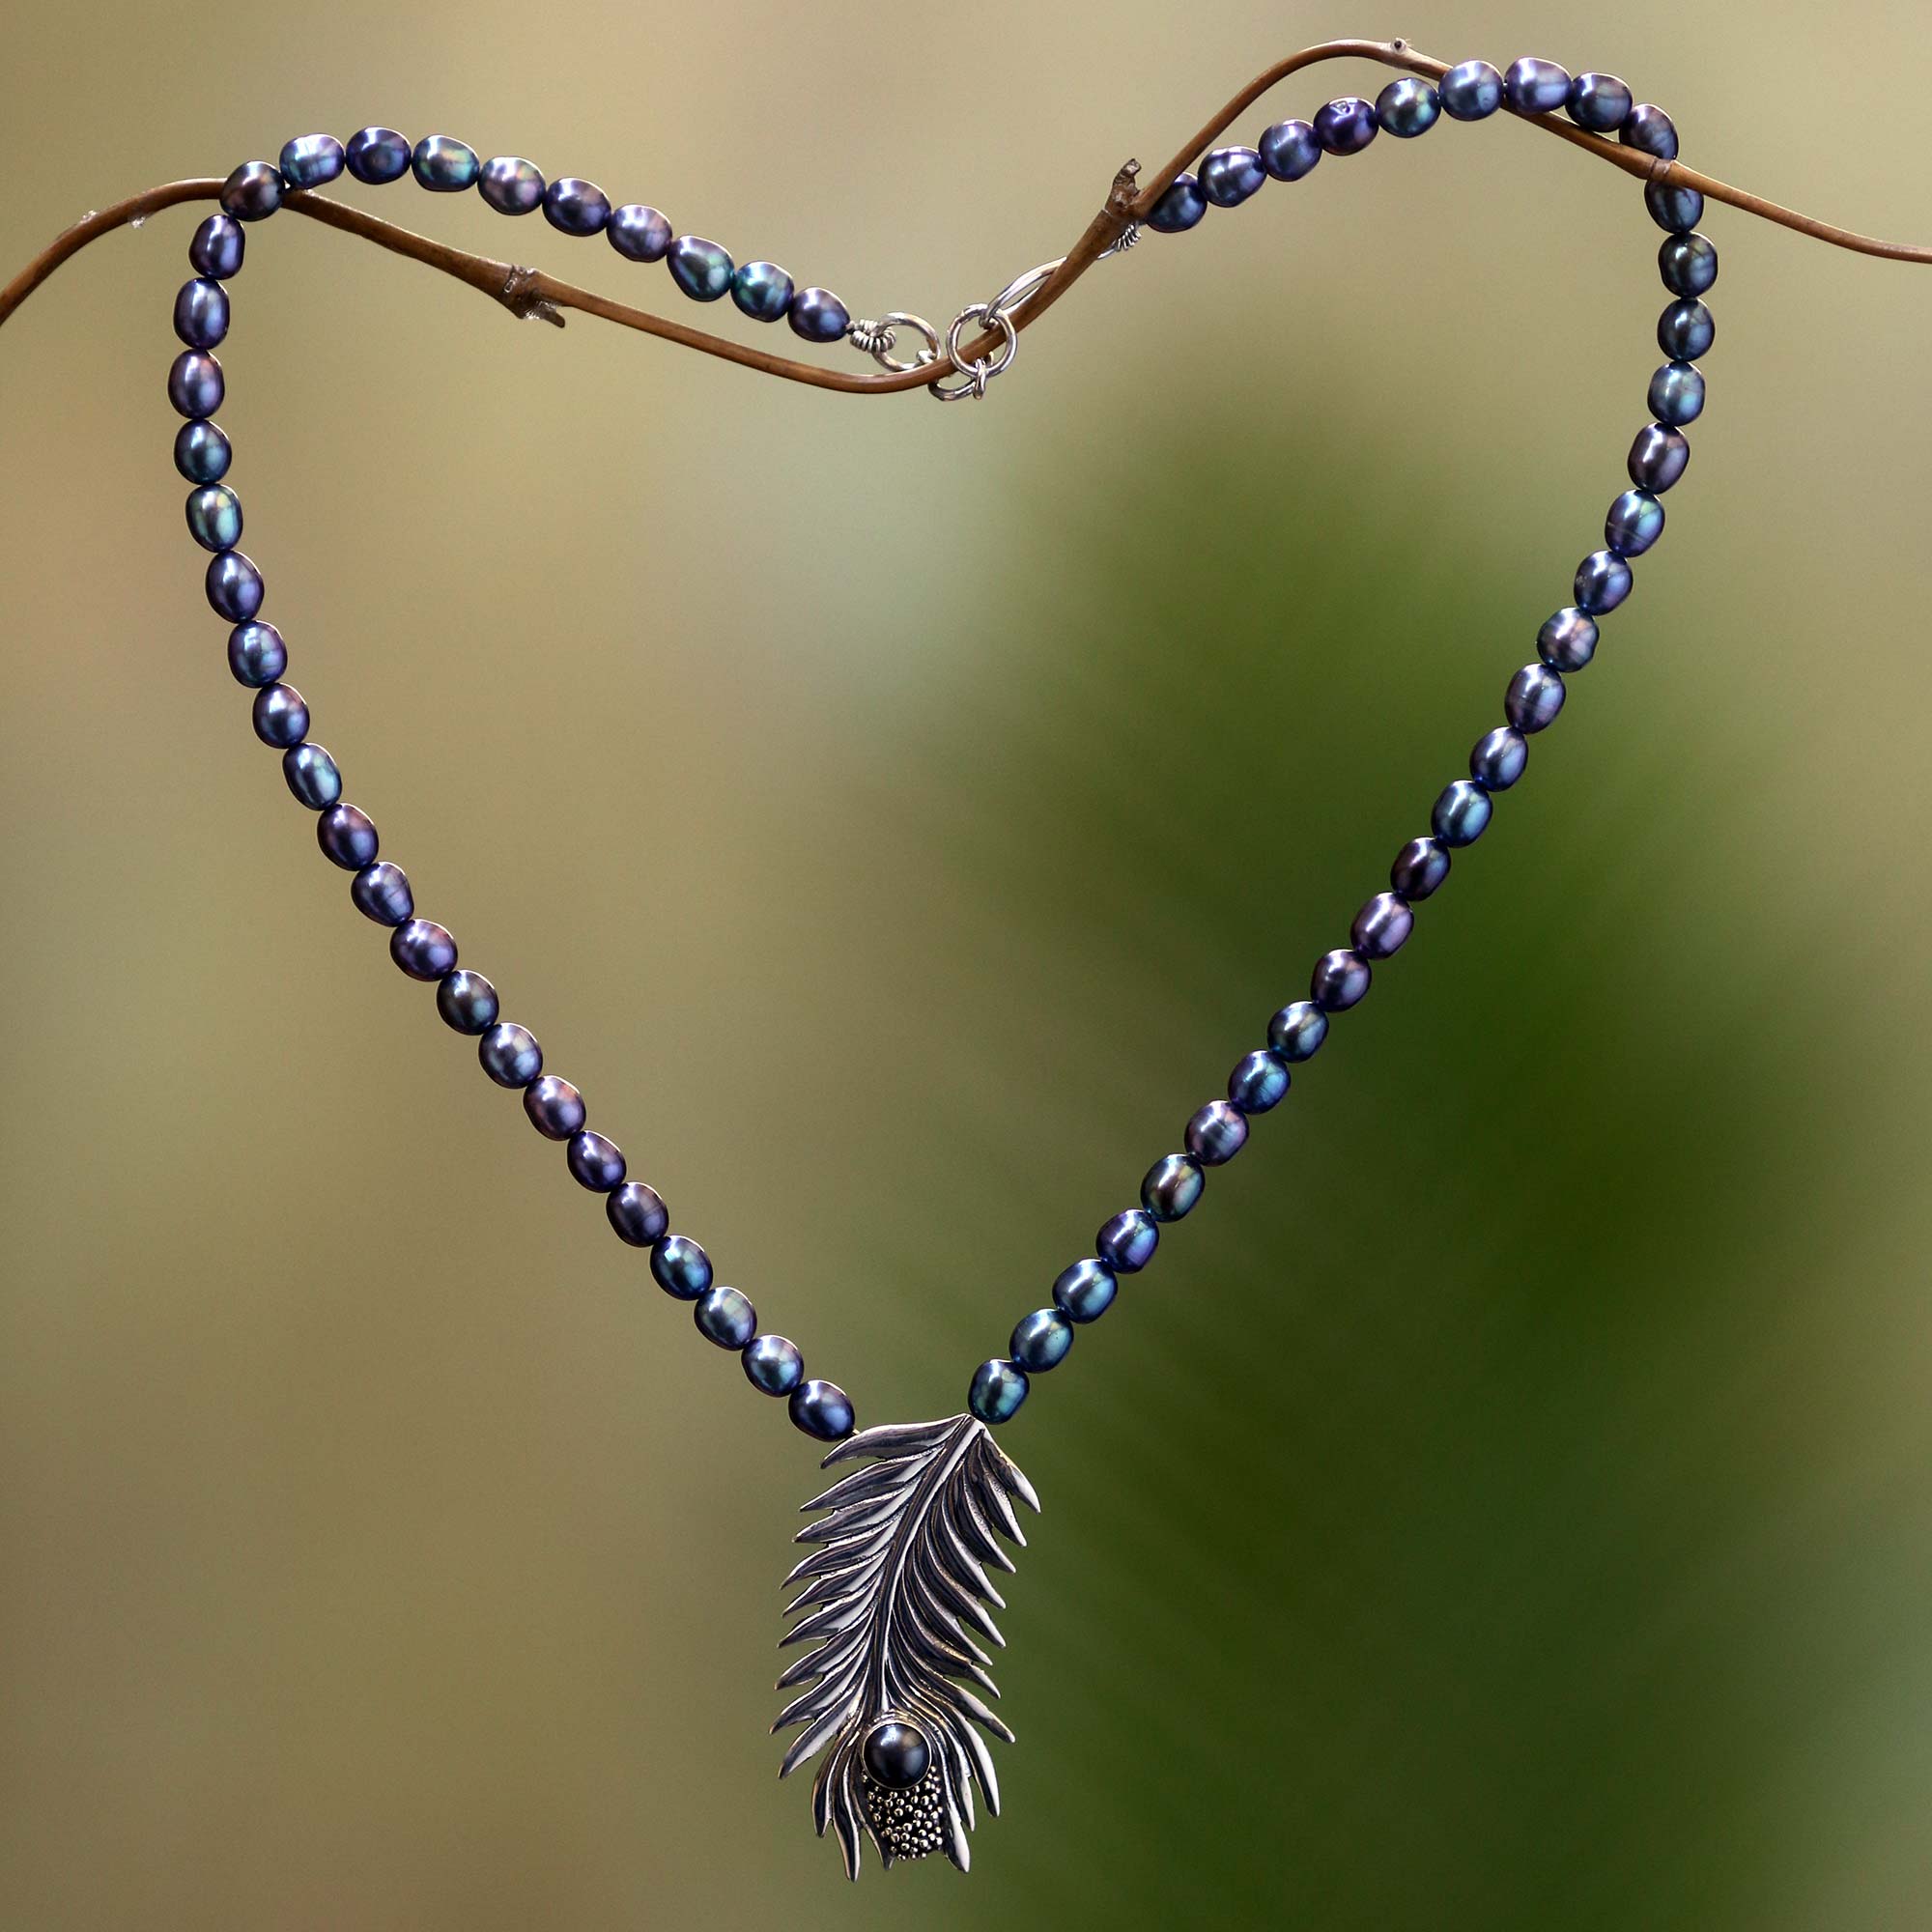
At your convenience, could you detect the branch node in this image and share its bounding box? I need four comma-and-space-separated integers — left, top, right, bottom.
498, 265, 566, 328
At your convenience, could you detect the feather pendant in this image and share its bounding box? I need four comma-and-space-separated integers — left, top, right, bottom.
773, 1412, 1040, 1877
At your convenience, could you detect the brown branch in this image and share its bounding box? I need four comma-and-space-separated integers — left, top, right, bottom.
3, 36, 1927, 396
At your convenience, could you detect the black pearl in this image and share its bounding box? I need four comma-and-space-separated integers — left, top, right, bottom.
696, 1285, 756, 1350
1658, 299, 1714, 360
1569, 71, 1633, 132
345, 127, 412, 184
1606, 488, 1664, 557
787, 286, 849, 342
1310, 948, 1370, 1011
173, 277, 230, 349
226, 620, 285, 687
316, 802, 378, 870
1147, 173, 1207, 231
1258, 119, 1321, 180
1141, 1152, 1204, 1222
1351, 890, 1415, 956
175, 419, 232, 484
1185, 1100, 1248, 1166
282, 742, 341, 809
606, 1179, 668, 1246
544, 177, 611, 235
524, 1074, 585, 1139
1313, 97, 1378, 155
1227, 1048, 1291, 1113
1095, 1209, 1158, 1273
168, 351, 222, 419
390, 918, 457, 980
1391, 837, 1451, 900
219, 162, 284, 222
185, 483, 242, 552
188, 214, 244, 280
1649, 360, 1706, 426
1010, 1307, 1072, 1373
789, 1378, 854, 1441
1658, 232, 1718, 298
608, 204, 673, 262
1628, 422, 1690, 493
352, 861, 413, 925
412, 135, 479, 191
1438, 60, 1502, 121
863, 1719, 931, 1787
1469, 725, 1528, 791
1267, 1000, 1330, 1060
667, 236, 734, 301
1574, 549, 1634, 614
1432, 780, 1492, 847
1505, 663, 1567, 733
967, 1359, 1028, 1425
566, 1128, 626, 1191
731, 260, 794, 323
1504, 57, 1572, 115
742, 1332, 803, 1396
278, 134, 344, 189
478, 156, 545, 215
1200, 145, 1266, 206
250, 681, 306, 747
650, 1234, 712, 1299
206, 551, 264, 622
1052, 1259, 1118, 1322
1646, 182, 1705, 235
478, 1021, 542, 1088
1376, 78, 1439, 138
436, 967, 497, 1032
1621, 103, 1678, 160
1537, 607, 1599, 670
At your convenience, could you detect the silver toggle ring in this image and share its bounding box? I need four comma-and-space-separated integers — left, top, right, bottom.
853, 310, 941, 374
929, 303, 1019, 402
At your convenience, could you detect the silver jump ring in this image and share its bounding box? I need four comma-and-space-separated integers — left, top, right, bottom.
981, 260, 1060, 322
929, 304, 1019, 402
857, 310, 941, 374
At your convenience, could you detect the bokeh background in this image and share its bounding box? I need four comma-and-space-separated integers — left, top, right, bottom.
5, 4, 1932, 1926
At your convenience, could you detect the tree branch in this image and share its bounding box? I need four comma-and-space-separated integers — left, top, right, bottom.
3, 36, 1925, 396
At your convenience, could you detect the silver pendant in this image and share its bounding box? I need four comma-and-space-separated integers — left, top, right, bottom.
773, 1413, 1040, 1877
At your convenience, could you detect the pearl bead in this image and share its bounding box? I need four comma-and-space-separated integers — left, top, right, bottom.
1433, 780, 1492, 847
1505, 663, 1566, 733
731, 260, 794, 323
1141, 1152, 1204, 1222
1569, 71, 1633, 132
968, 1359, 1029, 1425
1504, 57, 1572, 115
567, 1129, 627, 1192
188, 214, 244, 279
173, 278, 230, 350
667, 236, 734, 301
168, 351, 223, 419
544, 177, 611, 235
220, 162, 284, 222
175, 419, 231, 484
1310, 949, 1370, 1011
1575, 549, 1634, 614
1258, 119, 1321, 180
478, 156, 545, 215
742, 1332, 803, 1396
1147, 173, 1207, 231
251, 681, 308, 747
317, 803, 378, 869
206, 550, 263, 622
1200, 145, 1266, 206
1392, 836, 1451, 899
345, 128, 412, 184
227, 621, 285, 686
1606, 488, 1664, 557
1648, 360, 1706, 426
279, 134, 344, 189
390, 918, 457, 980
1314, 98, 1378, 154
1052, 1259, 1118, 1322
1658, 232, 1718, 298
478, 1022, 542, 1088
1228, 1048, 1291, 1113
864, 1720, 930, 1787
1376, 78, 1439, 137
608, 204, 673, 262
1010, 1307, 1073, 1372
1096, 1208, 1158, 1273
351, 861, 413, 925
1537, 607, 1598, 670
787, 287, 849, 342
1266, 1000, 1329, 1060
1351, 890, 1415, 956
696, 1285, 756, 1350
1658, 299, 1714, 360
1628, 422, 1690, 493
1438, 60, 1503, 121
282, 742, 341, 809
650, 1234, 712, 1299
1186, 1100, 1248, 1165
606, 1179, 668, 1246
412, 135, 479, 192
436, 968, 497, 1032
185, 483, 242, 552
1646, 182, 1705, 235
1621, 103, 1679, 160
790, 1378, 855, 1441
1470, 724, 1528, 789
524, 1074, 585, 1140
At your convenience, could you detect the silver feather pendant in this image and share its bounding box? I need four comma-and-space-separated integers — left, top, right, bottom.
772, 1413, 1040, 1877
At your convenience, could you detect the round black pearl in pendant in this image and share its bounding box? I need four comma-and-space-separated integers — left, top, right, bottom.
608, 205, 673, 262
742, 1332, 803, 1396
790, 1378, 855, 1441
524, 1074, 586, 1139
864, 1720, 931, 1789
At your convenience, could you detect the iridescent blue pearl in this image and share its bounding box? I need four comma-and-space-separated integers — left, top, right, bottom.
1376, 78, 1439, 138
352, 861, 413, 925
219, 162, 284, 222
173, 278, 229, 349
345, 127, 412, 185
524, 1074, 584, 1139
1504, 58, 1572, 116
436, 967, 497, 1032
566, 1129, 626, 1192
1391, 837, 1451, 899
696, 1285, 756, 1350
1606, 488, 1664, 557
188, 214, 244, 280
175, 419, 231, 484
742, 1332, 803, 1396
1266, 1000, 1329, 1060
1351, 890, 1415, 956
1141, 1152, 1204, 1222
968, 1359, 1029, 1425
608, 204, 673, 262
168, 351, 222, 419
478, 1021, 541, 1087
1575, 549, 1634, 614
316, 802, 378, 869
1258, 119, 1321, 180
1438, 60, 1503, 121
1314, 98, 1378, 155
1648, 360, 1706, 426
1433, 780, 1492, 847
1052, 1259, 1118, 1322
787, 286, 849, 342
282, 742, 340, 809
1228, 1048, 1291, 1113
1628, 422, 1690, 493
790, 1378, 855, 1441
1010, 1308, 1072, 1373
1469, 725, 1528, 790
251, 681, 307, 747
391, 918, 457, 980
1185, 1100, 1248, 1165
206, 550, 264, 622
1646, 182, 1705, 235
1200, 145, 1266, 206
543, 177, 611, 235
650, 1234, 712, 1299
1659, 232, 1718, 298
1505, 663, 1567, 733
278, 134, 343, 189
1096, 1209, 1158, 1273
185, 483, 242, 552
478, 156, 545, 215
667, 236, 734, 301
1311, 948, 1370, 1010
1658, 299, 1714, 360
412, 135, 478, 192
606, 1179, 668, 1246
731, 260, 794, 322
226, 620, 285, 686
1537, 607, 1599, 670
1147, 173, 1207, 231
1621, 103, 1679, 160
1569, 71, 1633, 132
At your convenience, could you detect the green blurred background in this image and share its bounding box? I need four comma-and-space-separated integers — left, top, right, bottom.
5, 4, 1932, 1926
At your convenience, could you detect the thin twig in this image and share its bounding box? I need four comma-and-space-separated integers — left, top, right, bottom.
2, 36, 1924, 395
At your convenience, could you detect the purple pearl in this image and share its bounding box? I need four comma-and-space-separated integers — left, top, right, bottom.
173, 279, 229, 351
219, 161, 284, 222
1184, 1100, 1248, 1166
1537, 608, 1599, 670
1096, 1209, 1158, 1273
1391, 838, 1451, 900
787, 286, 849, 343
524, 1075, 586, 1140
1199, 145, 1265, 207
1310, 949, 1371, 1010
1621, 103, 1679, 160
607, 1181, 668, 1247
188, 214, 244, 280
250, 681, 308, 748
478, 156, 546, 215
351, 862, 412, 925
608, 204, 672, 262
1575, 550, 1633, 615
1146, 173, 1208, 232
544, 177, 611, 236
566, 1129, 626, 1191
168, 351, 223, 419
390, 918, 457, 980
317, 803, 378, 870
1504, 57, 1573, 116
205, 550, 264, 622
1258, 119, 1321, 181
279, 133, 345, 189
1505, 664, 1567, 733
1470, 724, 1529, 789
1314, 97, 1378, 155
345, 127, 412, 185
1350, 893, 1413, 958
